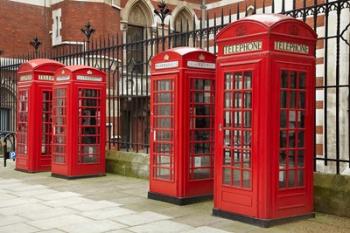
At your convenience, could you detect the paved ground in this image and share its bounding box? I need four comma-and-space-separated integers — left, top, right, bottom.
0, 161, 350, 233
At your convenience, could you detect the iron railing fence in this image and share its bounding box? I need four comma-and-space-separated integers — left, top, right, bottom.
0, 0, 349, 174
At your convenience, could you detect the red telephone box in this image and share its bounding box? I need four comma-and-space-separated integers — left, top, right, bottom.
51, 66, 106, 178
149, 48, 216, 205
213, 14, 317, 226
16, 59, 64, 172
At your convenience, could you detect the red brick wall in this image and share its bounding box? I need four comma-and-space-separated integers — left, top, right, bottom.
0, 0, 51, 57
52, 1, 120, 43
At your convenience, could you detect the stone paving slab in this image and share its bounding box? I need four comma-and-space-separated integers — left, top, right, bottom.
68, 200, 122, 212
0, 202, 53, 215
0, 197, 38, 208
184, 226, 233, 233
19, 206, 78, 221
0, 215, 26, 227
43, 196, 92, 207
113, 211, 172, 226
37, 230, 66, 233
29, 214, 93, 230
13, 188, 61, 198
128, 220, 194, 233
1, 161, 350, 233
82, 206, 136, 220
35, 191, 81, 201
58, 219, 126, 233
0, 222, 39, 233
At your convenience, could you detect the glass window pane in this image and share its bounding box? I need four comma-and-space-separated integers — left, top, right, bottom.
224, 111, 232, 127
299, 111, 305, 128
297, 150, 304, 167
289, 91, 296, 108
299, 72, 306, 89
243, 131, 251, 148
156, 93, 172, 103
288, 170, 296, 186
243, 92, 252, 108
156, 105, 172, 115
234, 73, 242, 89
233, 150, 240, 167
157, 168, 170, 179
280, 150, 287, 169
242, 151, 251, 168
289, 131, 296, 147
244, 72, 252, 88
193, 117, 210, 128
289, 111, 296, 128
224, 130, 231, 147
280, 131, 287, 148
298, 131, 304, 147
280, 91, 287, 108
192, 143, 210, 154
297, 170, 304, 186
225, 74, 233, 90
195, 105, 210, 116
193, 156, 211, 167
233, 111, 242, 128
233, 170, 240, 186
234, 92, 242, 108
224, 92, 233, 108
290, 72, 297, 88
243, 171, 251, 188
192, 130, 210, 141
288, 150, 295, 168
223, 168, 231, 185
281, 71, 288, 88
233, 130, 241, 147
280, 110, 287, 128
298, 92, 306, 109
243, 111, 252, 128
157, 155, 170, 166
192, 168, 211, 179
156, 131, 172, 141
158, 80, 172, 91
224, 149, 231, 165
279, 170, 287, 188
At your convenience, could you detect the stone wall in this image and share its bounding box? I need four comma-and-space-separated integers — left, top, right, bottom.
106, 150, 149, 179
314, 173, 350, 218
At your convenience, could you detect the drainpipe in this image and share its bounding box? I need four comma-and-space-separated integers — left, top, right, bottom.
201, 0, 207, 28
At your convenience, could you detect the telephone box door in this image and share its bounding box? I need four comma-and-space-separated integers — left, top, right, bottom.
17, 87, 30, 168
38, 88, 53, 170
273, 60, 314, 217
216, 62, 259, 217
150, 75, 177, 196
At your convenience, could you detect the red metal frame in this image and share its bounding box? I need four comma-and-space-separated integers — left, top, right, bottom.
149, 48, 216, 204
213, 14, 317, 226
16, 59, 64, 172
51, 66, 106, 178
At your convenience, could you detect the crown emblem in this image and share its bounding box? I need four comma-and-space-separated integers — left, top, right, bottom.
164, 54, 169, 60
199, 54, 205, 61
61, 70, 65, 74
87, 70, 93, 75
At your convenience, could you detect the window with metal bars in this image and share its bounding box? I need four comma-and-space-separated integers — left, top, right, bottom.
152, 79, 175, 181
17, 90, 28, 156
78, 89, 101, 164
53, 88, 66, 163
279, 70, 306, 188
222, 71, 253, 189
189, 79, 215, 180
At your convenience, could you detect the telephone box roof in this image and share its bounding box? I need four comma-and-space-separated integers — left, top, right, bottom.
18, 59, 64, 73
216, 13, 317, 40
